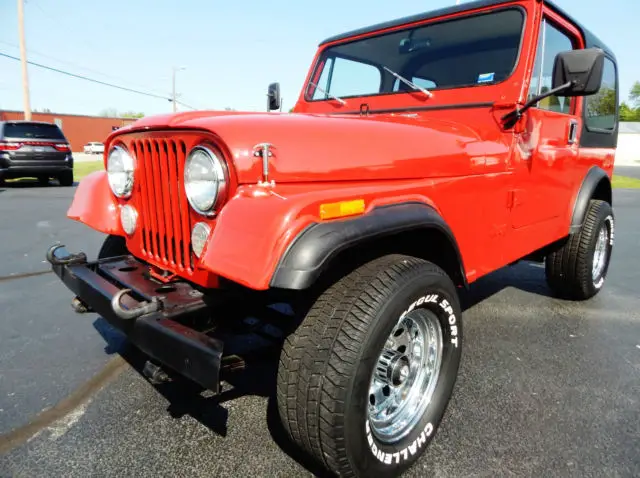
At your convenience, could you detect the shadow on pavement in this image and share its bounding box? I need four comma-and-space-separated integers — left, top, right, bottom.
91, 260, 555, 477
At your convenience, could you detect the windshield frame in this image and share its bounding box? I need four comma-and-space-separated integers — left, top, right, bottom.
304, 6, 527, 103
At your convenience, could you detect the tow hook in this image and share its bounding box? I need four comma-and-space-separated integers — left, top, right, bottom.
46, 244, 87, 266
111, 289, 162, 320
71, 296, 92, 314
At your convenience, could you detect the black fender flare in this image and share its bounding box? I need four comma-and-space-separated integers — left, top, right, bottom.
569, 166, 612, 234
269, 202, 467, 290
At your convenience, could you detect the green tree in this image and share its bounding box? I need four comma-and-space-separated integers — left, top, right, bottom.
587, 86, 616, 117
120, 111, 145, 119
630, 81, 640, 108
619, 102, 640, 121
99, 109, 144, 118
99, 108, 119, 117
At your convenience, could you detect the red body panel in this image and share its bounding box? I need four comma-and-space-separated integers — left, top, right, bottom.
67, 171, 122, 236
67, 0, 615, 290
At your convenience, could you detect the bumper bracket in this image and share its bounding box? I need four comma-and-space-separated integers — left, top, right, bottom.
46, 245, 224, 393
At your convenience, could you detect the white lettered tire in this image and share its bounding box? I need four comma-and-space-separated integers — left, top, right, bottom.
277, 254, 463, 477
546, 199, 614, 300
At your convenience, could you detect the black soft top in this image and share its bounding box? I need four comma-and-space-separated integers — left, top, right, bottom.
319, 0, 616, 62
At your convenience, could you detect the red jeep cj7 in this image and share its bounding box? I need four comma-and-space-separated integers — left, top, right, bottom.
48, 0, 618, 476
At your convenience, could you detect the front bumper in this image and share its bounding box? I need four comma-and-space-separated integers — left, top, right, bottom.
46, 245, 224, 393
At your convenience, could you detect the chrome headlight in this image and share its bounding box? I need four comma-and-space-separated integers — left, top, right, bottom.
184, 146, 227, 215
107, 145, 135, 198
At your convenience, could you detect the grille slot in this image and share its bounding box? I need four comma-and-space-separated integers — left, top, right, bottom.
135, 138, 191, 271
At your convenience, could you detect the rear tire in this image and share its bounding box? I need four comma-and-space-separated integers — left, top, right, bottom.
545, 199, 614, 300
277, 254, 463, 477
98, 235, 128, 259
58, 170, 74, 187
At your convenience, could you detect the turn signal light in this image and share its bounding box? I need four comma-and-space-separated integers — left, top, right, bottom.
319, 199, 366, 220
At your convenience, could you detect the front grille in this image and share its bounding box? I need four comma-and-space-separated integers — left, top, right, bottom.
132, 138, 192, 272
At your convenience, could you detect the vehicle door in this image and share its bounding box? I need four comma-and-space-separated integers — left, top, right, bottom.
510, 11, 584, 232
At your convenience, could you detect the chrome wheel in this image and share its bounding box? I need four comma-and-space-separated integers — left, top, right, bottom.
592, 223, 609, 281
368, 308, 443, 443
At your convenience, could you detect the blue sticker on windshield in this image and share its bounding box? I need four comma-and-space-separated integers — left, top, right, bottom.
477, 72, 495, 83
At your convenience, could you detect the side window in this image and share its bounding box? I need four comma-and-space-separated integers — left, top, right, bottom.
528, 20, 575, 114
584, 58, 617, 130
310, 57, 381, 100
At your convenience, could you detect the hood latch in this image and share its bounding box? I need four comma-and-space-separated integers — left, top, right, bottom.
253, 143, 275, 187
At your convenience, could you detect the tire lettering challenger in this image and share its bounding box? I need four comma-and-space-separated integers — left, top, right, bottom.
366, 420, 434, 465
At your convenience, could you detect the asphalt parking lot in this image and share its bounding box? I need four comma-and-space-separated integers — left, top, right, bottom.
1, 178, 639, 477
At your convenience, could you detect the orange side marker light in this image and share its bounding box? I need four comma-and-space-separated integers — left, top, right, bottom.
319, 199, 366, 220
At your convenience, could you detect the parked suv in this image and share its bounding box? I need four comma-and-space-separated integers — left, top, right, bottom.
47, 0, 618, 476
0, 120, 74, 186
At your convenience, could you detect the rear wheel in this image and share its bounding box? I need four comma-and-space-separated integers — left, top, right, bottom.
277, 254, 463, 477
545, 199, 614, 300
58, 170, 74, 187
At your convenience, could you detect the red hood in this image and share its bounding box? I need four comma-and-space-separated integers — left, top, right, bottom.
116, 111, 507, 183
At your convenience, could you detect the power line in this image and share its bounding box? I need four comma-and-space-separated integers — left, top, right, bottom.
0, 40, 169, 97
176, 100, 197, 110
0, 51, 172, 101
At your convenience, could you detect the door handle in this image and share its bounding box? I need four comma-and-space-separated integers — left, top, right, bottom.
568, 119, 579, 145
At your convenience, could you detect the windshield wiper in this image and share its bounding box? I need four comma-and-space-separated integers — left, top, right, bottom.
309, 82, 347, 106
383, 66, 433, 99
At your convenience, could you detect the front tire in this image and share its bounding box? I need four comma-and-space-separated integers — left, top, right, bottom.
277, 255, 463, 477
98, 235, 128, 259
545, 199, 614, 300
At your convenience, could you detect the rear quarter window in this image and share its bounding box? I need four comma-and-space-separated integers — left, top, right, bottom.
3, 123, 66, 140
584, 57, 617, 131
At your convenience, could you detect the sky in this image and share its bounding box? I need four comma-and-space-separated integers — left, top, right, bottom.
1, 0, 638, 117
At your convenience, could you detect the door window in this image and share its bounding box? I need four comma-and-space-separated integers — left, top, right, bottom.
528, 20, 575, 114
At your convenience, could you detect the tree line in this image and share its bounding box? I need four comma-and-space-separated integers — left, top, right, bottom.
619, 81, 640, 121
587, 81, 640, 122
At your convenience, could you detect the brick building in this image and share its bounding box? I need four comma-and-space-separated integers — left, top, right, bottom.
0, 110, 138, 152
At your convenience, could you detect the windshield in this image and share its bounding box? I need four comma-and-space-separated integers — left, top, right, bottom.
306, 8, 525, 102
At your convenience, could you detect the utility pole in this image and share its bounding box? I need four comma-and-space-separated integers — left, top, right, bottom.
172, 66, 185, 112
17, 0, 31, 120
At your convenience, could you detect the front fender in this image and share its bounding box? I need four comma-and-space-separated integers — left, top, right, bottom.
198, 183, 441, 290
198, 187, 313, 290
67, 171, 123, 235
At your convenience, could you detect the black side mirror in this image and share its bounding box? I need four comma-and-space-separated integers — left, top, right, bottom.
267, 82, 281, 111
552, 48, 605, 96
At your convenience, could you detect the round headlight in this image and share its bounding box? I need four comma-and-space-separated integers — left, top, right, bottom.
184, 146, 227, 215
191, 222, 212, 258
120, 205, 138, 236
107, 145, 135, 198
